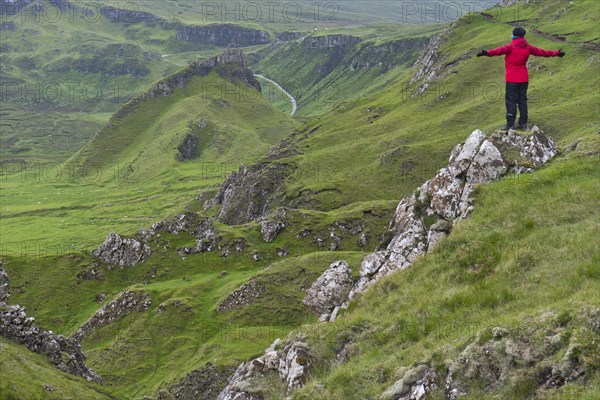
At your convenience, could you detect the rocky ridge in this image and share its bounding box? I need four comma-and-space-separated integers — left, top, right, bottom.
346, 127, 556, 301
72, 290, 152, 342
0, 267, 102, 384
140, 48, 261, 100
300, 127, 556, 317
409, 25, 471, 96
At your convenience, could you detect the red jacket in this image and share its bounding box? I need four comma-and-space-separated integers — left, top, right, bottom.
486, 37, 560, 83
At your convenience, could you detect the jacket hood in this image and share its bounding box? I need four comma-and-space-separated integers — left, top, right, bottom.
512, 37, 528, 48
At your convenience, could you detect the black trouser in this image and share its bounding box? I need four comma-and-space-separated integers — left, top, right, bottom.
505, 82, 528, 127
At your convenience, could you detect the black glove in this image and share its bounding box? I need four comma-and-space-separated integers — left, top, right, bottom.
558, 49, 565, 57
476, 50, 488, 57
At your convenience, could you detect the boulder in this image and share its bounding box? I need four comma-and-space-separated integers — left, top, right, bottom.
302, 261, 353, 321
258, 208, 287, 242
92, 232, 151, 268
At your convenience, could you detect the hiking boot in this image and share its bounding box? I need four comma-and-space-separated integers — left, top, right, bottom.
502, 124, 514, 131
515, 123, 528, 130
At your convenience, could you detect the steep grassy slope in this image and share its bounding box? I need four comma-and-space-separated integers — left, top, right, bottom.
0, 0, 598, 399
0, 339, 117, 399
289, 153, 600, 400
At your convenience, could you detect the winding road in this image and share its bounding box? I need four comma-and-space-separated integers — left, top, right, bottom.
254, 74, 298, 116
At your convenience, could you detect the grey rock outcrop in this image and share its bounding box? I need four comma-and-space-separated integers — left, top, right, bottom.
303, 261, 353, 322
0, 268, 102, 384
195, 217, 221, 252
92, 232, 151, 268
276, 31, 306, 42
177, 133, 198, 161
380, 365, 437, 400
258, 208, 287, 242
205, 163, 293, 225
218, 339, 312, 400
345, 127, 556, 300
72, 290, 152, 341
410, 26, 470, 96
0, 267, 9, 304
351, 38, 426, 72
150, 212, 198, 236
141, 49, 260, 100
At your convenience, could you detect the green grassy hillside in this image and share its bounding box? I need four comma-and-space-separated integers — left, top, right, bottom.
0, 339, 117, 399
0, 0, 598, 399
0, 1, 271, 162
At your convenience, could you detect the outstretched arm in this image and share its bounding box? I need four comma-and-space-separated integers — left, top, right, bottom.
485, 44, 512, 56
529, 45, 561, 57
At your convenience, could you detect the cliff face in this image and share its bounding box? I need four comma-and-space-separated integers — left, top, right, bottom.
176, 24, 271, 47
302, 34, 361, 49
102, 5, 272, 47
350, 38, 427, 72
1, 1, 272, 48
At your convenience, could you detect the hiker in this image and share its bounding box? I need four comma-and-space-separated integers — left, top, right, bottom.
476, 27, 565, 130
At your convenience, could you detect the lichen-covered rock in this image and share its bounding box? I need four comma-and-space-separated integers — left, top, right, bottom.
348, 251, 387, 299
72, 291, 152, 341
345, 127, 556, 300
465, 140, 507, 183
303, 261, 353, 321
195, 218, 221, 252
499, 126, 557, 169
278, 341, 312, 390
427, 168, 464, 220
217, 339, 312, 400
448, 129, 487, 177
92, 232, 151, 268
258, 208, 287, 242
380, 364, 437, 400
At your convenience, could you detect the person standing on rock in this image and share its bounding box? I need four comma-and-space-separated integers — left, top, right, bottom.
476, 27, 565, 130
